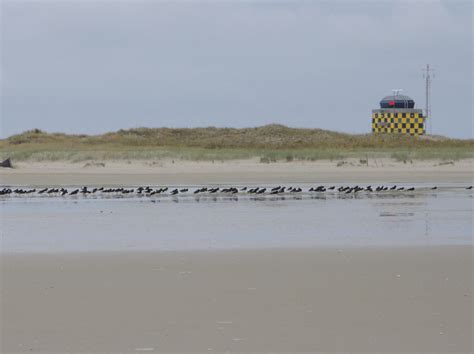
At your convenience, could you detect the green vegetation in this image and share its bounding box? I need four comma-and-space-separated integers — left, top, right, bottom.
1, 125, 473, 163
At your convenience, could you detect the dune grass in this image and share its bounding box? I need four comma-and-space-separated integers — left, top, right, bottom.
1, 125, 473, 163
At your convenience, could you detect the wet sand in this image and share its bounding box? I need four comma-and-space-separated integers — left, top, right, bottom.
2, 246, 472, 352
1, 158, 473, 185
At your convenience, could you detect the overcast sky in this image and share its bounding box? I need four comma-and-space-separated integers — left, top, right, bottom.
1, 0, 472, 138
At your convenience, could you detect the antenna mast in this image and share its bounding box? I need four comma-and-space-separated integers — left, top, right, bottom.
422, 64, 435, 134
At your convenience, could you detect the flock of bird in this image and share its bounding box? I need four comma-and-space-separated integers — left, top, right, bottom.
0, 185, 472, 198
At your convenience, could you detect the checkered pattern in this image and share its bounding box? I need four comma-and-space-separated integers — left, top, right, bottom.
371, 112, 425, 136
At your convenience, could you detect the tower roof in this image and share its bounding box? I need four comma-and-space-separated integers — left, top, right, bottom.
380, 95, 415, 109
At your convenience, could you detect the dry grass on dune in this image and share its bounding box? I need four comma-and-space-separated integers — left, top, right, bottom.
1, 125, 473, 162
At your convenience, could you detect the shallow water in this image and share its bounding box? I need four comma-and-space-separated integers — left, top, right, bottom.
1, 184, 472, 253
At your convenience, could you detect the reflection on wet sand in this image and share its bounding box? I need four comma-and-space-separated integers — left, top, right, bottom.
1, 184, 471, 253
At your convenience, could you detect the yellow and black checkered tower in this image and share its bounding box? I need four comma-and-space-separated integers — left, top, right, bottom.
372, 93, 425, 135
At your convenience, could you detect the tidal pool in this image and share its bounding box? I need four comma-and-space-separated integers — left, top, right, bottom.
1, 184, 472, 253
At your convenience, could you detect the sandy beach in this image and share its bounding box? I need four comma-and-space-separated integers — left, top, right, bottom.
2, 159, 473, 353
1, 158, 473, 185
1, 246, 472, 353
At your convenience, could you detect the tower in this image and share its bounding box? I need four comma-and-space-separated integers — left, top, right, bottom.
371, 91, 425, 136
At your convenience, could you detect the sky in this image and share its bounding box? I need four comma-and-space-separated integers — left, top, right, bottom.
1, 0, 472, 138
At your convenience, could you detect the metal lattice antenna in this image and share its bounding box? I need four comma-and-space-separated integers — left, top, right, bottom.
422, 64, 435, 134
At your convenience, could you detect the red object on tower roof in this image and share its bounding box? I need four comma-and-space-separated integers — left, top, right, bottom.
389, 100, 395, 106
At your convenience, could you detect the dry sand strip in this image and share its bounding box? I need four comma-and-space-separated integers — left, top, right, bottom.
1, 246, 472, 353
1, 159, 474, 185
